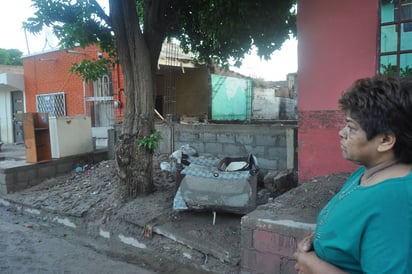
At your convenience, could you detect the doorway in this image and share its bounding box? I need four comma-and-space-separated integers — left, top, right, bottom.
11, 91, 24, 144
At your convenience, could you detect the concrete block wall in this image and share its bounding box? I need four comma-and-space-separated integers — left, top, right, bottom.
241, 205, 315, 274
172, 123, 297, 171
113, 122, 296, 173
0, 150, 108, 194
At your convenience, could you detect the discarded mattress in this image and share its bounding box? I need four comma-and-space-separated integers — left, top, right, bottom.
173, 154, 258, 215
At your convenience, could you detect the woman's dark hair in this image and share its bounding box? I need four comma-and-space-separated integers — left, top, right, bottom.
339, 75, 412, 163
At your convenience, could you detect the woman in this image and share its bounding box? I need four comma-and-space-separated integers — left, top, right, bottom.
293, 75, 412, 273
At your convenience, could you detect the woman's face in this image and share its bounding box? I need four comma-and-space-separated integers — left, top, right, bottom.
339, 114, 379, 166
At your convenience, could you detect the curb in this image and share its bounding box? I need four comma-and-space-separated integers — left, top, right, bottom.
0, 196, 238, 274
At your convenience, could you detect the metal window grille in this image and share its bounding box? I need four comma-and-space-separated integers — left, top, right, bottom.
36, 92, 66, 118
380, 0, 412, 77
84, 74, 114, 127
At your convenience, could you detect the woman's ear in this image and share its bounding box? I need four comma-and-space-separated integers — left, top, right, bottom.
377, 133, 396, 152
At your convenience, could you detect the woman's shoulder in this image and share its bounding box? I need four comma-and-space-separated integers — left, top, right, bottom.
359, 171, 412, 208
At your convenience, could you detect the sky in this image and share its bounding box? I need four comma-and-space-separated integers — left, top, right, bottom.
0, 0, 297, 82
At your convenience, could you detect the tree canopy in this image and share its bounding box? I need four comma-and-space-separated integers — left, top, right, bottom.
24, 0, 296, 68
0, 48, 23, 66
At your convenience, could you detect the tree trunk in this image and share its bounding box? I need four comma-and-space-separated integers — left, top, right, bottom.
109, 0, 160, 200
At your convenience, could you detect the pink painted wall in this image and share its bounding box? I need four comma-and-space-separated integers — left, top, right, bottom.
297, 0, 379, 182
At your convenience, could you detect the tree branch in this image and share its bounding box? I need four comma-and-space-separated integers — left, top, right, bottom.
89, 0, 112, 27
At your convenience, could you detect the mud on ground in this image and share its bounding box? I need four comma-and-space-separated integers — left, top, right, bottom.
6, 153, 350, 273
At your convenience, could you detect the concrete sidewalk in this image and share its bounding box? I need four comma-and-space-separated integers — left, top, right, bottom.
0, 194, 240, 274
0, 143, 26, 160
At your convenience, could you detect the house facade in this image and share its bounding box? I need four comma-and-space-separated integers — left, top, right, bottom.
0, 65, 25, 144
22, 44, 213, 146
22, 42, 297, 152
297, 0, 412, 182
240, 3, 412, 274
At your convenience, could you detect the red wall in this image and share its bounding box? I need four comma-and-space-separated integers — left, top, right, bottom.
297, 0, 379, 181
23, 45, 125, 121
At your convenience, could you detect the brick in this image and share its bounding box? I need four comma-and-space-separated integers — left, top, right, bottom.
280, 256, 297, 274
241, 248, 255, 271
240, 226, 253, 249
241, 248, 282, 274
255, 252, 282, 274
253, 229, 297, 257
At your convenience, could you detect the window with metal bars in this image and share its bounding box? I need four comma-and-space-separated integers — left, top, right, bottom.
36, 92, 66, 118
380, 0, 412, 78
84, 74, 114, 127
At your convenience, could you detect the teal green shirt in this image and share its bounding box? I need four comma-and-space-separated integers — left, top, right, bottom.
314, 167, 412, 274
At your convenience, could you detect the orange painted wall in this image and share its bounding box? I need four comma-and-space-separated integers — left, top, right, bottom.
297, 0, 379, 182
23, 45, 125, 120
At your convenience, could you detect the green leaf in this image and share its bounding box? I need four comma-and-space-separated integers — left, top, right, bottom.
137, 131, 163, 151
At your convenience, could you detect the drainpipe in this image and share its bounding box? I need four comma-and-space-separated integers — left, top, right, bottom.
83, 81, 86, 115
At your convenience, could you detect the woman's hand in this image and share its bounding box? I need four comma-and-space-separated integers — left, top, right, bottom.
293, 234, 348, 274
294, 234, 316, 274
298, 234, 314, 252
293, 248, 319, 274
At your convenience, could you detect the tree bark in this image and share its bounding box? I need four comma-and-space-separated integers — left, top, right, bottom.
109, 0, 161, 200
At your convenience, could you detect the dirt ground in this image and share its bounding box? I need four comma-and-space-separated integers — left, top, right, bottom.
6, 153, 350, 273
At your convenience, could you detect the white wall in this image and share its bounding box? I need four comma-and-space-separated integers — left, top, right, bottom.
0, 73, 25, 144
252, 86, 296, 120
0, 91, 12, 143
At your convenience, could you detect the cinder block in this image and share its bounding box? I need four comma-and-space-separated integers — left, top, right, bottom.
17, 168, 37, 183
0, 172, 15, 185
38, 164, 57, 179
222, 143, 243, 156
28, 177, 40, 187
0, 183, 8, 194
244, 145, 265, 157
216, 133, 235, 144
178, 131, 200, 142
236, 134, 254, 145
202, 132, 217, 142
205, 142, 223, 154
56, 161, 75, 175
267, 147, 287, 160
255, 135, 277, 146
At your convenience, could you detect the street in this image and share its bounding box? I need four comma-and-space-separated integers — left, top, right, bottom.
0, 206, 155, 274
